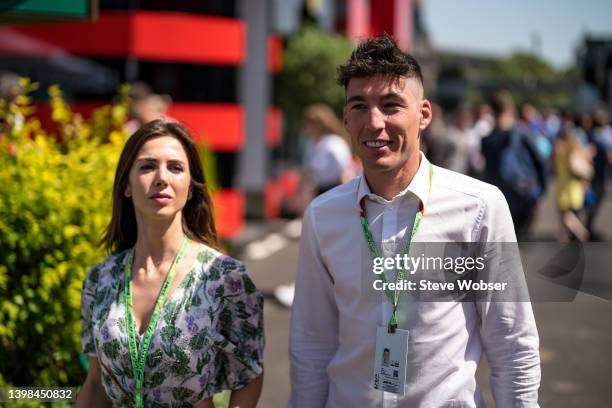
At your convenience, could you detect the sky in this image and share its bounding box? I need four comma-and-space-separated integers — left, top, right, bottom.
421, 0, 612, 69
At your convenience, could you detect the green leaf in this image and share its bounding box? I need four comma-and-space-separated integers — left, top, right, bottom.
102, 339, 120, 360
146, 349, 163, 369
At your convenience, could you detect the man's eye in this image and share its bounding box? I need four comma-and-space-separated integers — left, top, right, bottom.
384, 103, 401, 109
350, 104, 367, 110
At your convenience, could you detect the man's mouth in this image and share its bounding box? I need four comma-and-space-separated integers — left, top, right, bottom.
364, 140, 390, 148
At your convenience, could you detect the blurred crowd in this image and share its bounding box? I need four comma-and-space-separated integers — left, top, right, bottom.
422, 93, 612, 242
291, 94, 612, 243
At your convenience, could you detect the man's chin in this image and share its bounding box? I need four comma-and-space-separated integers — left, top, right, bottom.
363, 161, 395, 174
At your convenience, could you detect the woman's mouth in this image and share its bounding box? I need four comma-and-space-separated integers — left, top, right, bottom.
150, 193, 172, 204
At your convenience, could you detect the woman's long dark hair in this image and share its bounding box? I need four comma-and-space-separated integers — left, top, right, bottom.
101, 119, 219, 253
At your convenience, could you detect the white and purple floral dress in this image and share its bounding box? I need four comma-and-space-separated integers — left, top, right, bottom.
81, 244, 264, 407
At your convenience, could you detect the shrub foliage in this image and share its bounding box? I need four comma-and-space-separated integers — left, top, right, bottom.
0, 80, 129, 389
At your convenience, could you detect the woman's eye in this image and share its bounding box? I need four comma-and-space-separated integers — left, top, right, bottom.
140, 164, 154, 170
170, 165, 183, 173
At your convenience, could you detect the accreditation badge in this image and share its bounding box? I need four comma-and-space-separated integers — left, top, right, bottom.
373, 326, 408, 396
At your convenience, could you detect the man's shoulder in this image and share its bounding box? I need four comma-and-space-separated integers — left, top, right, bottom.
307, 177, 359, 215
432, 165, 504, 203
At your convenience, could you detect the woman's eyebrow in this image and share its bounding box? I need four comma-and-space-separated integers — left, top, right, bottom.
135, 157, 186, 164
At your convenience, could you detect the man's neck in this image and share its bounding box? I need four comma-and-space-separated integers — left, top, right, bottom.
364, 155, 421, 201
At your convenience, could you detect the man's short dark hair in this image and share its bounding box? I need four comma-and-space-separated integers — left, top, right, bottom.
336, 34, 424, 90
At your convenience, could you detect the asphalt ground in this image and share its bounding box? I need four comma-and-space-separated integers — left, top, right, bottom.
240, 182, 612, 407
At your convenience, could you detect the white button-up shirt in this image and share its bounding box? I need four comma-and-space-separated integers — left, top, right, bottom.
288, 153, 540, 408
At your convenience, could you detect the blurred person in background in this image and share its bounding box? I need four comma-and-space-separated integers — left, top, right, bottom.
586, 109, 612, 239
468, 104, 495, 179
431, 104, 473, 174
542, 107, 562, 141
302, 103, 355, 194
482, 90, 547, 240
0, 70, 24, 132
126, 81, 173, 134
574, 112, 594, 146
77, 120, 264, 408
519, 103, 553, 161
276, 104, 356, 307
421, 102, 448, 165
472, 103, 495, 139
552, 124, 592, 242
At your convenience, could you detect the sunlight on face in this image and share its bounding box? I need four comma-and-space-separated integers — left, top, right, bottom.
127, 136, 192, 224
343, 74, 431, 178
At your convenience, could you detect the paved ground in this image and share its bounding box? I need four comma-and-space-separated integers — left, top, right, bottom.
239, 183, 612, 407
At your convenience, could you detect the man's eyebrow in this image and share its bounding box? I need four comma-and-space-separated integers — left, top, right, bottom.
346, 93, 406, 104
346, 95, 365, 104
381, 92, 404, 100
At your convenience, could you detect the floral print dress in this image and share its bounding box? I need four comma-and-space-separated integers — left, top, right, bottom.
81, 244, 264, 407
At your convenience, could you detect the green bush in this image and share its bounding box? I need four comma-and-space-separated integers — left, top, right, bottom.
0, 80, 129, 391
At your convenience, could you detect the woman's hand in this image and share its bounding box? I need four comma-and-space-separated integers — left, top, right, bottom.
228, 372, 264, 408
75, 358, 112, 408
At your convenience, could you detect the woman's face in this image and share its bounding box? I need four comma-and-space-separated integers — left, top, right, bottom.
303, 118, 321, 138
126, 135, 192, 223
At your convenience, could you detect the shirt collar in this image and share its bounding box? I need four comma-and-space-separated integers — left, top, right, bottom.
357, 151, 432, 209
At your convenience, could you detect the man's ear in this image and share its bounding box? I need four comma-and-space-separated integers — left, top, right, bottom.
419, 99, 433, 130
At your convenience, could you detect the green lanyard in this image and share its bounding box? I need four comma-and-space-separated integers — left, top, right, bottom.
124, 235, 189, 408
359, 163, 433, 333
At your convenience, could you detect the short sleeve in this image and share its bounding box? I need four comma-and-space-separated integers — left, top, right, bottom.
80, 265, 100, 356
213, 259, 264, 390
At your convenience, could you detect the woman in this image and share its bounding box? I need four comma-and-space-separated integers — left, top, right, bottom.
77, 120, 264, 407
553, 124, 591, 242
302, 103, 355, 195
275, 104, 355, 307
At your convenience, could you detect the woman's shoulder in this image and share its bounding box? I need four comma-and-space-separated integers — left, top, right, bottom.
192, 245, 258, 293
194, 244, 246, 275
83, 249, 129, 287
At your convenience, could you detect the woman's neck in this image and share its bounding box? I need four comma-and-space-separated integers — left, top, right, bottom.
134, 213, 185, 269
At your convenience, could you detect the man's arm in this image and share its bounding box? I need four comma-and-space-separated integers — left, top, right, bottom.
288, 204, 339, 408
477, 188, 541, 407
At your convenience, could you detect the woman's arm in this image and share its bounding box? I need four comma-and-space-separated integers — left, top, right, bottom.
75, 358, 112, 408
228, 373, 263, 408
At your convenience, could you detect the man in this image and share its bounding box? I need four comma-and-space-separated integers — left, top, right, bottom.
481, 91, 547, 241
289, 35, 540, 407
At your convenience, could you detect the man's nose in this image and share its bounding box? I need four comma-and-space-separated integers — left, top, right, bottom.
365, 107, 385, 131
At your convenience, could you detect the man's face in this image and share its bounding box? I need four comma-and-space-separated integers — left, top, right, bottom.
343, 74, 431, 178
